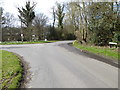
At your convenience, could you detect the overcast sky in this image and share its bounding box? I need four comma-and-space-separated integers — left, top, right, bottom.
0, 0, 71, 21
0, 0, 72, 26
1, 0, 119, 17
0, 0, 119, 26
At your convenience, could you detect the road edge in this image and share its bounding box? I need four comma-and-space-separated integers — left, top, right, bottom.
59, 43, 119, 68
13, 53, 32, 88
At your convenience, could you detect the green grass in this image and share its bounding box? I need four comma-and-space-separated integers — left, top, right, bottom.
0, 50, 23, 89
73, 40, 119, 60
0, 40, 59, 45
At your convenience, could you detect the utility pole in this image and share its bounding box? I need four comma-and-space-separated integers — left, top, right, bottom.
21, 20, 23, 42
0, 7, 2, 42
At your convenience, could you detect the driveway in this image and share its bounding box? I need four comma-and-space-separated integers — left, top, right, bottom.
0, 41, 118, 88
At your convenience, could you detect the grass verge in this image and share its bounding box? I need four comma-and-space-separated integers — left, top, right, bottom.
0, 50, 23, 89
0, 40, 59, 45
73, 40, 119, 60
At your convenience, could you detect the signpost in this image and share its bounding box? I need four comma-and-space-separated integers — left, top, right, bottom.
21, 34, 23, 42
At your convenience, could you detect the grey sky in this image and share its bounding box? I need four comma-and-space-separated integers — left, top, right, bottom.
0, 0, 119, 26
1, 0, 71, 19
0, 0, 72, 26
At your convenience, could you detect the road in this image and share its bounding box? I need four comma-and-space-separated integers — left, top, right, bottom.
0, 41, 118, 88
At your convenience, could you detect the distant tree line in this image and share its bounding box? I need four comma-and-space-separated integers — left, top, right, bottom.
0, 1, 120, 46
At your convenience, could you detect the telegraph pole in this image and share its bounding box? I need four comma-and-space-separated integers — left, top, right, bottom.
0, 7, 2, 42
21, 20, 23, 42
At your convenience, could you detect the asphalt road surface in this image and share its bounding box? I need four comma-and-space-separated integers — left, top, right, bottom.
0, 41, 118, 88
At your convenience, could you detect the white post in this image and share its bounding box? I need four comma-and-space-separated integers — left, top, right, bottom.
0, 8, 2, 42
21, 34, 23, 42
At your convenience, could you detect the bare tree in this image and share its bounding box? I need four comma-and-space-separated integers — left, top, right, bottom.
2, 12, 16, 41
33, 13, 48, 40
4, 12, 15, 27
